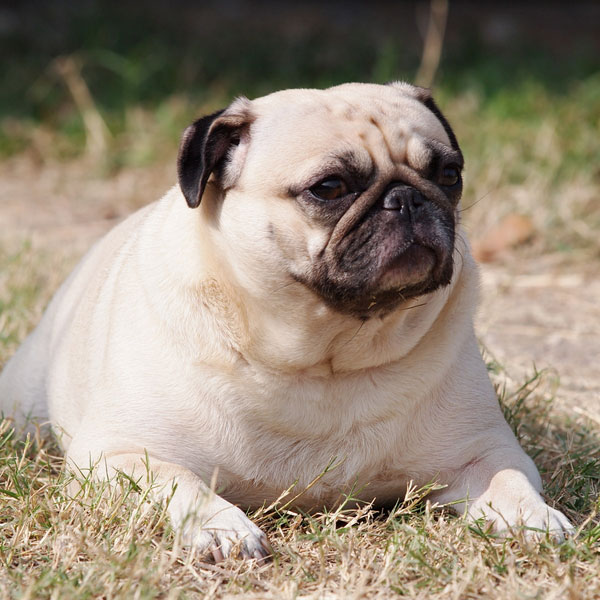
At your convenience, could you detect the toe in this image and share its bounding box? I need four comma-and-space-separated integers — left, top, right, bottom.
211, 544, 225, 562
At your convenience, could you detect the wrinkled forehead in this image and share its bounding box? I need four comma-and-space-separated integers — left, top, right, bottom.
245, 85, 453, 180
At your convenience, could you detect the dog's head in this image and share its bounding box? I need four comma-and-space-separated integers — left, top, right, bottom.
178, 82, 463, 319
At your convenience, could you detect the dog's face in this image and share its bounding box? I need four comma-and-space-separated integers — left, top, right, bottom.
178, 83, 463, 319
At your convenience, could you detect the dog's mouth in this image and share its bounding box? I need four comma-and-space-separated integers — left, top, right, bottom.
378, 242, 437, 290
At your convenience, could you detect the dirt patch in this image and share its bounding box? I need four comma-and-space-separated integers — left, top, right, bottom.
477, 257, 600, 421
0, 156, 174, 256
2, 157, 598, 421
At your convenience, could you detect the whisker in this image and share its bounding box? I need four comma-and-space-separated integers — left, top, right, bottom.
269, 281, 298, 294
399, 301, 428, 311
458, 191, 492, 214
344, 320, 366, 347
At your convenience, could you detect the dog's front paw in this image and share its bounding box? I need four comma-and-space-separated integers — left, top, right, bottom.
469, 494, 574, 541
182, 499, 271, 561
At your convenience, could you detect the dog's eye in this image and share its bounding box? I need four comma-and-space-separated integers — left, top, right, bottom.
310, 178, 348, 201
440, 166, 461, 187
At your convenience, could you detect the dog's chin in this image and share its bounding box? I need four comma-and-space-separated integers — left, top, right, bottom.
377, 244, 437, 291
354, 245, 449, 317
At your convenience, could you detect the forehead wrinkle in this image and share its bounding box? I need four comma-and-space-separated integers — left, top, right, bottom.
363, 113, 407, 169
327, 90, 449, 161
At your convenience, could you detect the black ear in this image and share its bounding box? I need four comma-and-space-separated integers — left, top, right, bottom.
422, 96, 461, 155
177, 102, 251, 208
177, 110, 224, 208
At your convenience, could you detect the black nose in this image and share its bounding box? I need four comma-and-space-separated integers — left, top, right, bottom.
381, 184, 424, 217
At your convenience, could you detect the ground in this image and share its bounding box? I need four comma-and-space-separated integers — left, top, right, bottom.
477, 258, 600, 421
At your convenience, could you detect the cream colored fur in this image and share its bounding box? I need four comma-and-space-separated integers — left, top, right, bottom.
0, 83, 572, 559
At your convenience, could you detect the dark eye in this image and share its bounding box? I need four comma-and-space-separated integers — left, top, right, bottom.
440, 166, 461, 187
309, 177, 348, 201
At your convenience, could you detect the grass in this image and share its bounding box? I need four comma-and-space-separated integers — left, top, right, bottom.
0, 368, 598, 599
0, 244, 71, 367
446, 76, 600, 256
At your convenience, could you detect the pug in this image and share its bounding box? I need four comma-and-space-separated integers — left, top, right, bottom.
0, 82, 573, 560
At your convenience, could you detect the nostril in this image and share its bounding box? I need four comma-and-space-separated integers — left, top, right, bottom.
410, 190, 424, 209
382, 193, 403, 210
382, 185, 412, 212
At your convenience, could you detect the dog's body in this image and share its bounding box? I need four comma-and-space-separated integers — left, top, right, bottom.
0, 83, 572, 559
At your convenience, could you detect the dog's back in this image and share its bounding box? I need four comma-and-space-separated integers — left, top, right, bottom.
0, 202, 157, 434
